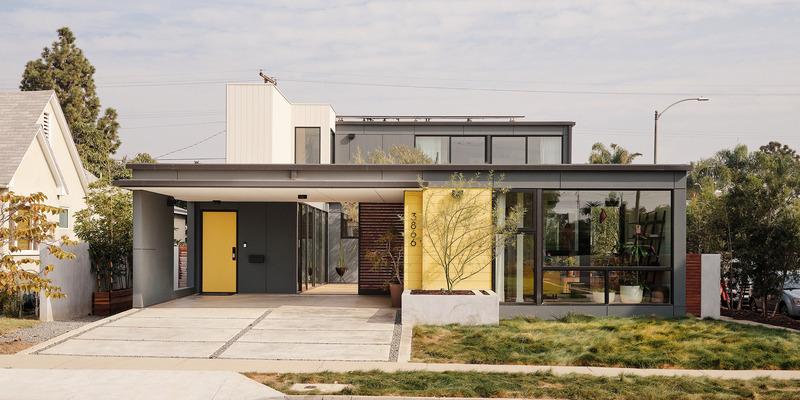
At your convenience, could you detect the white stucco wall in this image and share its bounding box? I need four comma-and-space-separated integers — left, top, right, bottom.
7, 99, 87, 246
226, 83, 335, 165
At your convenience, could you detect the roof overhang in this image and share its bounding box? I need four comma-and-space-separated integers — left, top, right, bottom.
115, 163, 692, 203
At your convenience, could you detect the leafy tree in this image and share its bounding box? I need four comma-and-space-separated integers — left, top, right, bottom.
20, 27, 122, 179
0, 192, 76, 317
74, 181, 133, 292
589, 142, 642, 164
420, 172, 524, 291
687, 143, 800, 314
354, 144, 433, 164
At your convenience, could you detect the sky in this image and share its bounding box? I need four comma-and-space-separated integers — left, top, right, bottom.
1, 0, 798, 164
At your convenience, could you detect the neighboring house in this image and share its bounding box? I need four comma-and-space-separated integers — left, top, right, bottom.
0, 90, 89, 256
118, 83, 688, 319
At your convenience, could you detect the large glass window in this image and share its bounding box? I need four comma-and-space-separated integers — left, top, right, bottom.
500, 192, 535, 303
542, 190, 672, 304
451, 137, 485, 164
416, 136, 449, 164
296, 127, 320, 164
492, 137, 526, 164
528, 137, 562, 164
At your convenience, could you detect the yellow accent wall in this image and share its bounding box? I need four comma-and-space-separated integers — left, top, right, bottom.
202, 211, 237, 293
404, 188, 493, 291
404, 191, 423, 289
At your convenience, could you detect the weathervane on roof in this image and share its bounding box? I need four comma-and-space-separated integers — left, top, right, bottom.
259, 70, 277, 85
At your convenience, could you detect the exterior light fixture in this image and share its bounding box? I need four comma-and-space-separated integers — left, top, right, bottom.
653, 97, 709, 164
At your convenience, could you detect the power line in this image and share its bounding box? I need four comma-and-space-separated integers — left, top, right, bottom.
123, 121, 224, 130
155, 130, 226, 159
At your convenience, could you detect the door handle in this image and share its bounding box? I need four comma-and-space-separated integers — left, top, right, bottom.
232, 247, 237, 261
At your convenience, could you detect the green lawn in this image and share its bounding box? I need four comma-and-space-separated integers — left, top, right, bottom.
247, 370, 800, 399
412, 314, 800, 370
0, 317, 38, 335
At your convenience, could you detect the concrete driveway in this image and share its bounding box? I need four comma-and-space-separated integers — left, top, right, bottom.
37, 293, 400, 362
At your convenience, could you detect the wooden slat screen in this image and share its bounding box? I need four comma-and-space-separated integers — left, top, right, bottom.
359, 202, 405, 295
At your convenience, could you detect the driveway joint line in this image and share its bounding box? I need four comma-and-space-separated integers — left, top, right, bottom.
32, 309, 143, 355
209, 309, 272, 359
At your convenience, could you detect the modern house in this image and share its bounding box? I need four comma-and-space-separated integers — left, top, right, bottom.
117, 83, 689, 318
0, 90, 90, 254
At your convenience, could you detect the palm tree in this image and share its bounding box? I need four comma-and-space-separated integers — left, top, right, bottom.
589, 142, 642, 164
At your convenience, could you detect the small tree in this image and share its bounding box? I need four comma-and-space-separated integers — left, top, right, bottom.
365, 226, 403, 287
74, 181, 133, 292
589, 142, 642, 164
420, 172, 524, 291
0, 192, 76, 317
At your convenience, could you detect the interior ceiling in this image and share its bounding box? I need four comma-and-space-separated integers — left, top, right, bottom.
134, 186, 413, 203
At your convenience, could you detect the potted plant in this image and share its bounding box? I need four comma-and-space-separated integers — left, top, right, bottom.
74, 181, 133, 316
366, 227, 403, 307
619, 271, 644, 303
335, 241, 355, 282
592, 286, 616, 303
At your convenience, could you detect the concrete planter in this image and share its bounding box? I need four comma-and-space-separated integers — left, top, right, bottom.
401, 289, 499, 326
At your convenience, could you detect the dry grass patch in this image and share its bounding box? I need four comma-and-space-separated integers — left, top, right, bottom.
245, 370, 800, 399
0, 317, 37, 335
412, 314, 800, 369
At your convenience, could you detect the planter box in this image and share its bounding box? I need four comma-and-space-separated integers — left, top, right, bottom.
402, 289, 499, 326
92, 288, 133, 316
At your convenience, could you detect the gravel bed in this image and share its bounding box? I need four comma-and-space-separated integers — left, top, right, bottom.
0, 315, 104, 345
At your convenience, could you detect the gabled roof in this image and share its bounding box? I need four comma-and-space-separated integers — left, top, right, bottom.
0, 90, 88, 194
0, 91, 55, 187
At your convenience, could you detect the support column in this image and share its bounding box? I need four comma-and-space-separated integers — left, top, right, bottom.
133, 191, 177, 307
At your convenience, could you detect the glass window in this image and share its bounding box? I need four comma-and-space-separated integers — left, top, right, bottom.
528, 137, 562, 164
503, 232, 535, 302
451, 137, 485, 164
58, 208, 68, 228
542, 270, 603, 303
341, 204, 359, 238
492, 137, 526, 164
296, 127, 320, 164
543, 190, 671, 268
609, 271, 671, 304
416, 136, 449, 164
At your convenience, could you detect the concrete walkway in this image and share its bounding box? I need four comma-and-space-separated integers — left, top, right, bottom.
34, 295, 399, 362
4, 294, 800, 399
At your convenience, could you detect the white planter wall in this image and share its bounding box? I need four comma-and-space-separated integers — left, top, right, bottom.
402, 289, 499, 326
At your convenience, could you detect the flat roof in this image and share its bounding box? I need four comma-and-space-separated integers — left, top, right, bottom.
115, 163, 691, 203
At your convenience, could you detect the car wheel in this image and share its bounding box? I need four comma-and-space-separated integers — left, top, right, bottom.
779, 302, 789, 316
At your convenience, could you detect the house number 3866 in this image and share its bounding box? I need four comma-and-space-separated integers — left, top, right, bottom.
409, 212, 417, 246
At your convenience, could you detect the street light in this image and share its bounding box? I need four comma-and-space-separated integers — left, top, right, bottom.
653, 97, 709, 164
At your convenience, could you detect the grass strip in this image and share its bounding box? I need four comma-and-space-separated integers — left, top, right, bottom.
0, 317, 38, 335
247, 370, 800, 399
413, 314, 800, 370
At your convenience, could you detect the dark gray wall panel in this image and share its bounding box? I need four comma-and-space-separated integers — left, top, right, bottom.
350, 135, 383, 158
413, 126, 463, 135
237, 203, 268, 293
266, 203, 298, 293
464, 126, 513, 135
500, 304, 675, 319
334, 135, 353, 164
560, 172, 678, 189
381, 134, 414, 149
511, 126, 566, 135
365, 125, 414, 135
133, 191, 180, 307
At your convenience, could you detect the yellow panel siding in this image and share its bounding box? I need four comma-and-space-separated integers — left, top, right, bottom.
403, 191, 423, 289
420, 188, 493, 290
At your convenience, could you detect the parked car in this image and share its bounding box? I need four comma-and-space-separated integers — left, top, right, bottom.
749, 278, 800, 317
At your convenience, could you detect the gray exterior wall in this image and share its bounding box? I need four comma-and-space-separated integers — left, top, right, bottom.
334, 122, 572, 164
327, 203, 358, 283
38, 243, 93, 321
191, 201, 299, 294
133, 191, 185, 307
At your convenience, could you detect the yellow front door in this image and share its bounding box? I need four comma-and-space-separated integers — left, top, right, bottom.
202, 211, 237, 293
